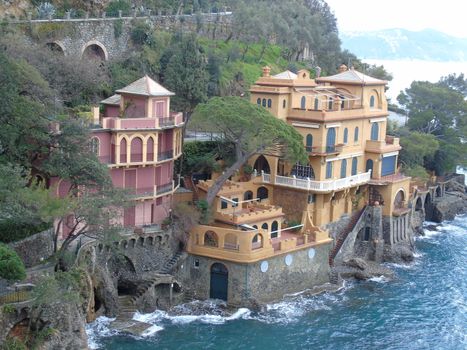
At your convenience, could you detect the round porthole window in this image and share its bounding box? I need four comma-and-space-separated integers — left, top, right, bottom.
308, 248, 316, 259
285, 254, 293, 266
260, 261, 269, 273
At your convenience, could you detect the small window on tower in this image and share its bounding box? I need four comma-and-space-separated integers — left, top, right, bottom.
194, 259, 200, 268
283, 99, 286, 108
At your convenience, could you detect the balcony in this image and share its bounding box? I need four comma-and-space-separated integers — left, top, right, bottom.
263, 171, 371, 193
365, 136, 401, 154
187, 224, 332, 263
101, 113, 184, 130
156, 182, 174, 195
307, 144, 343, 156
214, 202, 284, 225
289, 107, 383, 123
130, 181, 175, 199
157, 149, 174, 161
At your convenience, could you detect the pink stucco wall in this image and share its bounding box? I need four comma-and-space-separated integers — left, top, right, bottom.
122, 94, 147, 118
93, 132, 112, 163
137, 166, 155, 190
110, 168, 124, 188
104, 106, 120, 118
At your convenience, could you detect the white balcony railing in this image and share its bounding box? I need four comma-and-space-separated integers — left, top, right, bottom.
264, 171, 371, 192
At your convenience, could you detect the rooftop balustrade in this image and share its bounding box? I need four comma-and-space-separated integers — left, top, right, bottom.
188, 224, 331, 263
365, 136, 401, 153
100, 112, 183, 130
263, 170, 371, 193
214, 202, 284, 225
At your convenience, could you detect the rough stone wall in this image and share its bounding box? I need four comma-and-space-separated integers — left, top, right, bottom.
272, 187, 308, 223
180, 242, 332, 306
323, 213, 351, 242
10, 14, 232, 60
9, 228, 54, 268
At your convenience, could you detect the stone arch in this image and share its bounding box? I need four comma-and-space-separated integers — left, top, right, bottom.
224, 233, 238, 250
147, 136, 155, 162
257, 186, 269, 200
46, 41, 65, 55
204, 230, 218, 247
156, 235, 162, 244
415, 197, 423, 211
81, 40, 109, 61
137, 237, 144, 247
253, 155, 270, 174
129, 238, 136, 248
120, 137, 128, 163
147, 236, 154, 245
271, 220, 279, 238
424, 193, 433, 220
120, 240, 128, 249
436, 186, 442, 197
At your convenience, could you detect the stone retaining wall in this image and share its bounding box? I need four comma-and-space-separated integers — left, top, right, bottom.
9, 228, 54, 267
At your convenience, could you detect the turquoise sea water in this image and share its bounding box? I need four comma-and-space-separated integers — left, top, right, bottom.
87, 216, 467, 350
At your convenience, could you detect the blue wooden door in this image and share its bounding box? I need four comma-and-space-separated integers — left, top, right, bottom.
382, 156, 396, 176
210, 263, 228, 301
326, 128, 336, 152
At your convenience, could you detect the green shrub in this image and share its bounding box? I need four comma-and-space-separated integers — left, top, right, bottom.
0, 220, 49, 243
130, 21, 151, 45
2, 337, 27, 350
106, 0, 131, 17
0, 244, 26, 281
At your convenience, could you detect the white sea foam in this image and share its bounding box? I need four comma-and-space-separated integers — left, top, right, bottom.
86, 316, 117, 350
140, 324, 164, 337
368, 276, 390, 283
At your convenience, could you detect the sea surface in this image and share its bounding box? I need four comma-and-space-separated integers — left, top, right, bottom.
364, 59, 467, 102
87, 215, 467, 350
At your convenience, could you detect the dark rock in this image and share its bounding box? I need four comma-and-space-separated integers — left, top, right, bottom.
343, 258, 368, 270
431, 193, 467, 222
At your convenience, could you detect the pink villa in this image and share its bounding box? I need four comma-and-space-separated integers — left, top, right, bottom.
50, 76, 184, 234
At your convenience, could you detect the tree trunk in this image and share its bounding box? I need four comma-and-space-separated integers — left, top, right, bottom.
206, 157, 248, 206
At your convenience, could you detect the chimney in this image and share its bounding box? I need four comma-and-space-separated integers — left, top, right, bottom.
262, 66, 271, 77
92, 106, 100, 125
339, 64, 348, 73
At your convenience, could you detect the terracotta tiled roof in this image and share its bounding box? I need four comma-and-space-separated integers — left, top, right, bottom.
273, 70, 298, 79
316, 69, 387, 85
116, 75, 175, 97
100, 94, 121, 105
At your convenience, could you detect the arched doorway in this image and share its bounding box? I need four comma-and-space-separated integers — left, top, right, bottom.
394, 190, 405, 209
253, 155, 270, 174
210, 263, 228, 301
271, 220, 279, 238
291, 162, 315, 179
82, 42, 107, 60
46, 42, 64, 55
436, 186, 442, 197
326, 127, 336, 152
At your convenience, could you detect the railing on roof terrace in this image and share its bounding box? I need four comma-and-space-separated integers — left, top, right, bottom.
101, 115, 184, 129
157, 150, 174, 161
267, 171, 371, 192
156, 182, 174, 195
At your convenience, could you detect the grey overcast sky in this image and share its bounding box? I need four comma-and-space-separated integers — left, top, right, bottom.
325, 0, 467, 37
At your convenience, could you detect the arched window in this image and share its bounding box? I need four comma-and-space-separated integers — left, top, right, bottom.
256, 98, 261, 105
262, 98, 266, 107
253, 155, 270, 174
267, 99, 272, 108
261, 223, 268, 231
130, 137, 143, 162
340, 159, 347, 178
326, 162, 333, 179
340, 95, 345, 109
244, 191, 253, 201
257, 186, 269, 200
326, 127, 336, 152
314, 98, 319, 110
90, 137, 99, 155
306, 134, 313, 152
371, 123, 379, 141
283, 99, 286, 108
300, 96, 306, 109
370, 95, 375, 108
120, 138, 127, 163
343, 128, 348, 144
351, 157, 358, 176
271, 220, 279, 238
147, 137, 154, 162
354, 127, 359, 142
328, 97, 333, 110
204, 231, 218, 247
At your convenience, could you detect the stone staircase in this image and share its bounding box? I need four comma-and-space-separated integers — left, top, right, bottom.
160, 250, 184, 274
183, 288, 195, 303
110, 295, 152, 336
329, 206, 367, 266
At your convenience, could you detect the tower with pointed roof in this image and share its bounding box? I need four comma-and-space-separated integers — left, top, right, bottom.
91, 76, 184, 227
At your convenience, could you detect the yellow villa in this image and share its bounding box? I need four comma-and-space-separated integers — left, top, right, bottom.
182, 65, 412, 305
